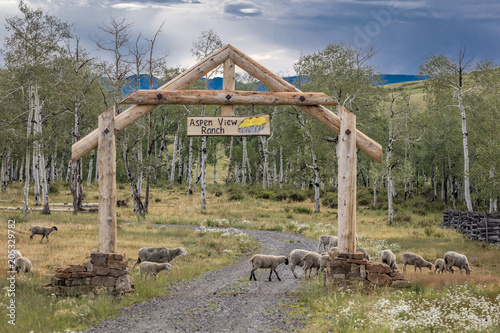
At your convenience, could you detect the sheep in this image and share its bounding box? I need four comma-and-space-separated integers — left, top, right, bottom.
131, 247, 187, 271
401, 252, 433, 273
15, 257, 32, 274
138, 261, 171, 279
289, 249, 316, 278
444, 251, 473, 275
316, 235, 335, 252
381, 249, 398, 270
301, 252, 328, 278
249, 254, 289, 281
434, 258, 455, 274
328, 235, 358, 250
29, 225, 58, 242
356, 248, 370, 261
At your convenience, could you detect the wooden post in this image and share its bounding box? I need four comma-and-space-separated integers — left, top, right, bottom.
98, 107, 117, 253
222, 58, 235, 116
337, 106, 357, 254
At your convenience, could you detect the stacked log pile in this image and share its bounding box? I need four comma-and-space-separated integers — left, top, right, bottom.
442, 210, 500, 244
45, 251, 133, 295
323, 252, 409, 289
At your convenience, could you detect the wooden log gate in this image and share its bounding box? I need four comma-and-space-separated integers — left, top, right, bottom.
71, 44, 382, 254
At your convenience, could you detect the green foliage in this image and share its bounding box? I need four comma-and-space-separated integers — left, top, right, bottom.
255, 191, 275, 200
321, 192, 338, 208
293, 206, 313, 214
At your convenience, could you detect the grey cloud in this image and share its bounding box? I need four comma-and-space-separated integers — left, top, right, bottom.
224, 1, 262, 17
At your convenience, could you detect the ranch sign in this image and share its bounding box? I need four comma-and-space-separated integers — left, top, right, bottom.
187, 115, 270, 136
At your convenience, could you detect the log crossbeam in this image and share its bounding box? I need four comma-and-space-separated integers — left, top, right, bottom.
119, 90, 338, 106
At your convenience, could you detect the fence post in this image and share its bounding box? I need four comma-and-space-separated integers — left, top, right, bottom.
485, 212, 489, 243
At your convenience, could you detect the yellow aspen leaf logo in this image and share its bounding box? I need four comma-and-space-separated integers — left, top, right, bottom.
238, 116, 267, 134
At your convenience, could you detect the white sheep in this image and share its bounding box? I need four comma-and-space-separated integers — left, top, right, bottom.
138, 261, 172, 278
29, 225, 58, 242
131, 247, 187, 271
289, 249, 315, 278
381, 249, 398, 270
15, 257, 32, 274
328, 235, 358, 250
356, 248, 370, 261
434, 258, 455, 274
249, 254, 289, 281
402, 252, 433, 273
444, 251, 472, 275
316, 235, 335, 252
301, 252, 328, 278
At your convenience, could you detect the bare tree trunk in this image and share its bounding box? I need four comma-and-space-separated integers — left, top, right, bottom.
87, 150, 94, 186
137, 148, 143, 197
458, 91, 472, 211
1, 152, 10, 192
279, 145, 283, 189
177, 136, 183, 184
246, 156, 253, 184
188, 137, 194, 195
201, 135, 207, 210
241, 137, 247, 186
23, 93, 33, 215
213, 138, 217, 184
170, 132, 178, 186
312, 151, 320, 213
373, 173, 378, 209
260, 136, 268, 189
72, 99, 83, 214
18, 156, 24, 184
226, 136, 234, 187
95, 150, 99, 184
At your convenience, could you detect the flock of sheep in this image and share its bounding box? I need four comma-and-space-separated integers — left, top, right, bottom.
248, 234, 473, 281
13, 225, 473, 284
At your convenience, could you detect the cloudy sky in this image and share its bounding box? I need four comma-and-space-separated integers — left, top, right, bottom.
0, 0, 499, 76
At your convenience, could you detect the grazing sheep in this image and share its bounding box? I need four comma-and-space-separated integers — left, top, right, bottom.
316, 235, 335, 252
356, 248, 370, 261
301, 252, 328, 278
381, 250, 398, 270
249, 254, 289, 281
15, 257, 32, 274
138, 261, 171, 278
29, 225, 58, 242
131, 247, 187, 271
434, 258, 455, 274
289, 249, 315, 278
402, 252, 433, 273
444, 251, 472, 275
328, 236, 339, 249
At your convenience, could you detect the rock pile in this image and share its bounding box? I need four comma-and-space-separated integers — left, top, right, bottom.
324, 252, 410, 289
45, 250, 133, 295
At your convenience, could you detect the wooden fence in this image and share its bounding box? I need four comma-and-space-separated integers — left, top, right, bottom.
442, 210, 500, 244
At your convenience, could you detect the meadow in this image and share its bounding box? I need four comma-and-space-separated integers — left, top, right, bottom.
1, 180, 499, 332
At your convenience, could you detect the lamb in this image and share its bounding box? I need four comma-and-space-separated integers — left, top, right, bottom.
434, 258, 455, 274
249, 254, 289, 281
15, 257, 32, 274
444, 251, 472, 275
138, 261, 171, 278
131, 247, 187, 271
29, 225, 58, 242
401, 252, 433, 273
316, 235, 335, 252
356, 248, 370, 261
381, 249, 398, 270
289, 249, 315, 278
301, 252, 328, 278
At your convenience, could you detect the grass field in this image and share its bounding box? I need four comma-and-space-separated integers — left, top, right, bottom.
1, 180, 499, 332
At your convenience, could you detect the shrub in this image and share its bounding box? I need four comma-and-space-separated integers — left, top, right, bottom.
155, 198, 162, 203
288, 190, 307, 202
273, 191, 288, 201
49, 183, 60, 194
322, 192, 337, 208
255, 191, 275, 200
229, 193, 244, 201
293, 206, 313, 214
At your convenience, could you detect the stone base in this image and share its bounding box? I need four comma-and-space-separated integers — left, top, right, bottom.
44, 251, 134, 296
324, 253, 410, 291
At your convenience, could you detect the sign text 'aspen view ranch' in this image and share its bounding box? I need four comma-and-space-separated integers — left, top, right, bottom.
187, 115, 271, 136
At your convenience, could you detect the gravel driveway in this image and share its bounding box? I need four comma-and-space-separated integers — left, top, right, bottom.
82, 228, 318, 333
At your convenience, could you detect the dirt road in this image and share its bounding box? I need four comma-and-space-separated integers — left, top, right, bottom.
83, 228, 317, 333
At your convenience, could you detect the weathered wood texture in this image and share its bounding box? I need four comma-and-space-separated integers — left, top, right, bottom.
443, 210, 500, 244
227, 45, 382, 163
120, 90, 337, 106
73, 44, 382, 163
337, 106, 357, 254
72, 47, 231, 162
98, 107, 117, 253
222, 58, 235, 116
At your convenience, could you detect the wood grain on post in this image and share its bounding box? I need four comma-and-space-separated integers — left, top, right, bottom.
337, 106, 357, 254
119, 90, 338, 106
222, 58, 235, 116
98, 106, 117, 253
227, 45, 382, 164
72, 46, 231, 162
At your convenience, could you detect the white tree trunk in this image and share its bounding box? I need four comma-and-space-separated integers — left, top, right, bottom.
213, 139, 217, 184
312, 151, 320, 213
95, 151, 99, 184
177, 136, 183, 184
188, 137, 194, 195
242, 137, 247, 186
458, 91, 473, 211
87, 150, 94, 186
201, 136, 207, 210
373, 173, 378, 209
170, 133, 178, 186
279, 146, 283, 189
137, 148, 143, 196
